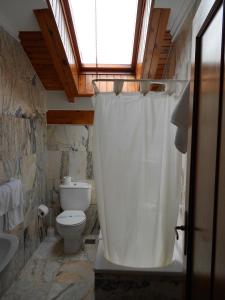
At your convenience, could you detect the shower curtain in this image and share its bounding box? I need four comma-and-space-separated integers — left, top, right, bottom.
93, 91, 182, 268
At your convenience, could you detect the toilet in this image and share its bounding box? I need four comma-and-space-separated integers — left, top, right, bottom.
56, 181, 91, 254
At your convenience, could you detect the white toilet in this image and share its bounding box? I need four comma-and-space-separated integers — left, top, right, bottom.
56, 181, 91, 254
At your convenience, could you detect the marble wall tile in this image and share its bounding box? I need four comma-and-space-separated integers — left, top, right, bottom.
0, 160, 8, 183
1, 116, 32, 160
0, 115, 46, 161
35, 151, 48, 203
47, 125, 94, 182
0, 27, 47, 297
84, 204, 99, 235
21, 154, 37, 191
34, 116, 47, 154
47, 125, 90, 152
0, 27, 46, 116
47, 151, 62, 181
0, 116, 2, 159
69, 150, 87, 179
47, 125, 98, 233
1, 157, 21, 181
61, 151, 70, 179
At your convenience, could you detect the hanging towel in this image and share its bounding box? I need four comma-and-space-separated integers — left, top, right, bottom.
0, 184, 11, 216
171, 82, 190, 153
7, 206, 24, 230
6, 179, 24, 210
0, 179, 24, 229
7, 179, 24, 230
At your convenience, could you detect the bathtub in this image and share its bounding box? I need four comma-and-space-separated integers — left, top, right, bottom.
94, 232, 184, 300
95, 231, 183, 273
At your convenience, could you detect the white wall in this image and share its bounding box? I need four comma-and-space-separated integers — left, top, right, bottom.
0, 0, 47, 39
46, 91, 94, 111
155, 0, 201, 40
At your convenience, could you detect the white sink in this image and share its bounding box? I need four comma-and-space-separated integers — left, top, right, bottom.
0, 233, 19, 272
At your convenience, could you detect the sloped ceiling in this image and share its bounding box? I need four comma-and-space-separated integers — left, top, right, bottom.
0, 0, 47, 39
0, 0, 199, 110
155, 0, 200, 39
0, 0, 199, 42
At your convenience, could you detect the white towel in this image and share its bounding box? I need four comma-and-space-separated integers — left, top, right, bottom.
6, 179, 24, 210
7, 206, 24, 230
0, 184, 11, 216
0, 179, 24, 229
171, 82, 190, 153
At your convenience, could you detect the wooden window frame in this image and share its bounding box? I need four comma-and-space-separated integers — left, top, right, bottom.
58, 0, 146, 74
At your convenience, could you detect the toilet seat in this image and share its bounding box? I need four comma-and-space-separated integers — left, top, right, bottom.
56, 210, 86, 226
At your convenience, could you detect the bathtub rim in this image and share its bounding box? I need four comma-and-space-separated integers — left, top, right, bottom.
95, 236, 185, 277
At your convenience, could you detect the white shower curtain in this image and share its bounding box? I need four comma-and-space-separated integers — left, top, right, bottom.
93, 91, 182, 268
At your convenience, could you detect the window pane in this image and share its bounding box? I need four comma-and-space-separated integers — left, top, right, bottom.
69, 0, 138, 65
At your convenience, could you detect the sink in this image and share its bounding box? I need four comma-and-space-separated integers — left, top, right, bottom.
0, 233, 19, 272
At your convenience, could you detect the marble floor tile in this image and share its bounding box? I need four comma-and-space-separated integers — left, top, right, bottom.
2, 235, 98, 300
1, 280, 52, 300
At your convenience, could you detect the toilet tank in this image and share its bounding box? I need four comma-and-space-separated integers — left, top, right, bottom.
59, 181, 91, 211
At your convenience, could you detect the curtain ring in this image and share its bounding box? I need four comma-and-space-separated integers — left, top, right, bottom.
140, 81, 149, 96
114, 80, 124, 95
93, 81, 100, 94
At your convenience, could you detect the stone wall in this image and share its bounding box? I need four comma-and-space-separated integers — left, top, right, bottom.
0, 27, 47, 296
47, 124, 99, 235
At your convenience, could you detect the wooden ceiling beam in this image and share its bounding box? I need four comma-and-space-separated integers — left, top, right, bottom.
19, 31, 63, 90
47, 110, 94, 125
142, 8, 171, 79
34, 9, 78, 102
141, 8, 161, 78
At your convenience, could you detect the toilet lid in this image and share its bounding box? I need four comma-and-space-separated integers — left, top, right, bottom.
56, 210, 86, 226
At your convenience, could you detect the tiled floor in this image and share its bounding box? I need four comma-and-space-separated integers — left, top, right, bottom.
2, 235, 98, 300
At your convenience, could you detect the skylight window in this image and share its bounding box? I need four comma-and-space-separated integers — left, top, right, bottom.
68, 0, 138, 65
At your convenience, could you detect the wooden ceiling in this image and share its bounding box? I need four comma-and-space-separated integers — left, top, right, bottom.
47, 110, 94, 125
19, 2, 172, 101
19, 31, 63, 90
155, 30, 172, 79
138, 8, 171, 79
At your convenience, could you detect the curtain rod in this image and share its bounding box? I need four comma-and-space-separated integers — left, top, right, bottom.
92, 79, 189, 95
92, 79, 188, 83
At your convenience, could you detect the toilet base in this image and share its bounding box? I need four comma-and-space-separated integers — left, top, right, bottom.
64, 238, 82, 254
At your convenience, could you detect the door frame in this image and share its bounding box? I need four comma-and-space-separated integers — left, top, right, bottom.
186, 0, 225, 298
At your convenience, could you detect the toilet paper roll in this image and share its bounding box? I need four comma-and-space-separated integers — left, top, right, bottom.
38, 204, 49, 218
